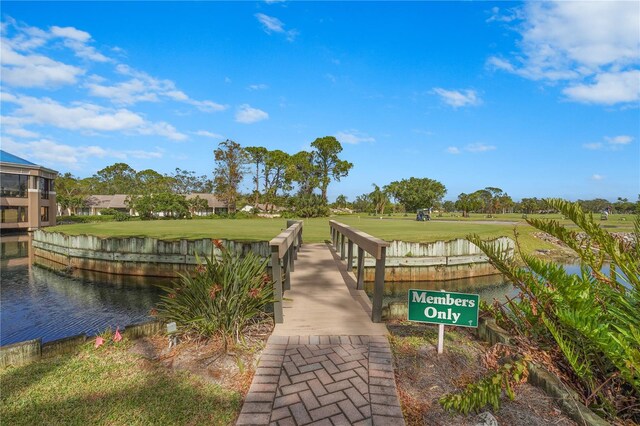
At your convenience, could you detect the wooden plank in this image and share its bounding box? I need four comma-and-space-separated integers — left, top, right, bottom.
271, 248, 283, 323
329, 220, 389, 259
269, 221, 303, 258
347, 240, 354, 270
356, 246, 364, 290
371, 246, 386, 323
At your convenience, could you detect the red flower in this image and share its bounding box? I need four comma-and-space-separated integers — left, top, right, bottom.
212, 239, 224, 250
248, 288, 261, 299
195, 264, 206, 274
149, 308, 158, 317
209, 284, 222, 300
168, 293, 176, 299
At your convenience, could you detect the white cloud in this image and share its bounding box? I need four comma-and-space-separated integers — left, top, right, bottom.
488, 1, 640, 105
583, 142, 603, 150
465, 143, 496, 152
2, 126, 40, 138
591, 174, 604, 181
2, 93, 187, 140
194, 130, 223, 139
446, 147, 461, 154
235, 104, 269, 124
335, 130, 375, 145
583, 135, 634, 151
87, 64, 227, 111
247, 84, 269, 91
605, 135, 633, 145
50, 26, 91, 42
0, 42, 84, 88
255, 13, 285, 32
255, 13, 298, 41
562, 71, 640, 105
2, 136, 163, 168
432, 88, 482, 108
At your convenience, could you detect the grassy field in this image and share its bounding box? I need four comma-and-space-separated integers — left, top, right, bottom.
48, 213, 634, 258
0, 342, 242, 426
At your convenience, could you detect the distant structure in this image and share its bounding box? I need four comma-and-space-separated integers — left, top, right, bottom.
62, 193, 228, 216
0, 150, 58, 231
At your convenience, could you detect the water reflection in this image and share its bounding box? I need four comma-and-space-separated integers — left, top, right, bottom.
1, 236, 163, 346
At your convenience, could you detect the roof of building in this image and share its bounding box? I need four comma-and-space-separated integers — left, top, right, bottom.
84, 193, 226, 209
0, 150, 37, 166
85, 194, 130, 209
185, 193, 227, 208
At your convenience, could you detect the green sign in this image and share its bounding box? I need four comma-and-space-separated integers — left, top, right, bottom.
408, 289, 479, 328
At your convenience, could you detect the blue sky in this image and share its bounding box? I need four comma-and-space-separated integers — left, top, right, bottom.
1, 1, 639, 202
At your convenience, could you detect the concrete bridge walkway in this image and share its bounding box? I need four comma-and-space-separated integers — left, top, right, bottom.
237, 243, 405, 426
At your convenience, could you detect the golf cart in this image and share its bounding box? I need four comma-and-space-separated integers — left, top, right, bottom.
416, 209, 431, 221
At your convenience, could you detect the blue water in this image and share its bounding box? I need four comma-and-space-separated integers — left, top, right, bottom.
1, 252, 164, 346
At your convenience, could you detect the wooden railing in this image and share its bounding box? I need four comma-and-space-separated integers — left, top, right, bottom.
270, 220, 303, 323
329, 220, 389, 323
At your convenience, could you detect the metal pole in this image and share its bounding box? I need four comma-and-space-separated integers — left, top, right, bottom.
372, 247, 386, 323
356, 246, 364, 290
271, 248, 283, 323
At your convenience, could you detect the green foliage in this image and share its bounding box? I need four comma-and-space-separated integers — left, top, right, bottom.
113, 211, 130, 222
292, 193, 329, 218
127, 192, 190, 219
310, 136, 353, 202
468, 199, 640, 422
156, 243, 274, 343
440, 359, 528, 415
384, 177, 447, 212
58, 214, 118, 224
98, 208, 119, 216
214, 139, 248, 213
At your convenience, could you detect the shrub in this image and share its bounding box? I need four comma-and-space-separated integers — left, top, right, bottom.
113, 212, 130, 221
468, 199, 639, 423
156, 240, 274, 346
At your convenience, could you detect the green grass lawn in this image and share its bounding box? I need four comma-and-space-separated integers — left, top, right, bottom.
48, 214, 634, 257
0, 342, 241, 426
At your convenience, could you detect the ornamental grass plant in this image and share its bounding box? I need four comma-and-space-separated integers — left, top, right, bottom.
468, 199, 639, 423
156, 240, 274, 346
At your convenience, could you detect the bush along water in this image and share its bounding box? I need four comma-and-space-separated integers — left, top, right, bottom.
465, 199, 639, 423
156, 240, 275, 348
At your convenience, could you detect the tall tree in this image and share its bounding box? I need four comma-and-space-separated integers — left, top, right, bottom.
310, 136, 353, 202
170, 168, 214, 194
455, 192, 483, 217
384, 177, 446, 213
93, 163, 137, 194
263, 149, 291, 211
135, 169, 173, 194
287, 151, 319, 196
369, 184, 389, 215
245, 146, 268, 207
213, 139, 247, 213
334, 195, 348, 209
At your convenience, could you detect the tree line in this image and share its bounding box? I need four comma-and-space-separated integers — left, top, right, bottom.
56, 136, 353, 218
342, 184, 639, 216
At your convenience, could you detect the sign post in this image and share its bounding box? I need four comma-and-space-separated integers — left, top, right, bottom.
407, 289, 479, 354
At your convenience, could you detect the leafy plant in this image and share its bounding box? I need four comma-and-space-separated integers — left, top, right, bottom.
440, 358, 528, 414
156, 240, 275, 346
468, 199, 639, 422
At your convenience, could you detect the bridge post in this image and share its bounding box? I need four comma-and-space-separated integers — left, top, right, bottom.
372, 247, 386, 323
271, 248, 283, 323
347, 240, 354, 271
289, 244, 295, 272
340, 234, 346, 260
283, 247, 291, 291
356, 246, 364, 290
287, 220, 299, 260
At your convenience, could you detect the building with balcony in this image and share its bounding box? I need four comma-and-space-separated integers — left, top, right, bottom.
0, 150, 57, 232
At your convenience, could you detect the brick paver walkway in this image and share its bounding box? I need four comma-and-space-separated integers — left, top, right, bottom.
237, 244, 405, 426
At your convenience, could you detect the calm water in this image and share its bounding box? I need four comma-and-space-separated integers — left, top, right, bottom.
1, 237, 164, 346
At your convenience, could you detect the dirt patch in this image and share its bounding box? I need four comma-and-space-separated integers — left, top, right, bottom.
128, 322, 272, 395
389, 322, 577, 426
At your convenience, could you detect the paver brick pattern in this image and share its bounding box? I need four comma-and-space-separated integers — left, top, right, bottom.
237, 335, 405, 426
